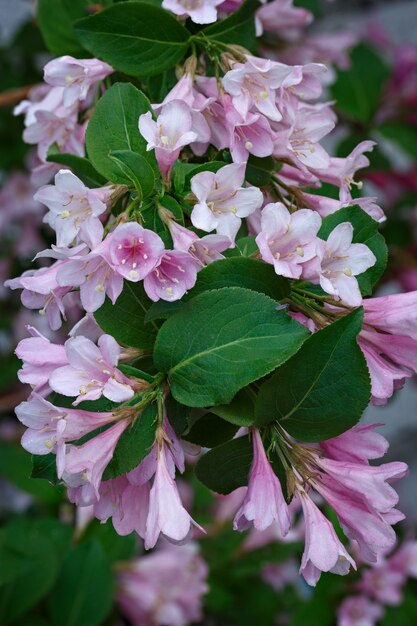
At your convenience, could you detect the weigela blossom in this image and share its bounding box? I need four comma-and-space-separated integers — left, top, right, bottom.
143, 250, 200, 302
34, 169, 112, 248
15, 326, 67, 395
233, 429, 290, 535
49, 334, 136, 404
256, 202, 322, 278
139, 100, 198, 178
44, 56, 113, 107
337, 595, 384, 626
190, 162, 263, 242
162, 0, 224, 24
304, 222, 377, 307
108, 222, 165, 281
117, 544, 208, 626
358, 291, 417, 404
222, 56, 301, 121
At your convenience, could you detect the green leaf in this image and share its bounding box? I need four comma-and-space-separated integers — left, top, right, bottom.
103, 403, 157, 479
188, 257, 290, 301
48, 392, 120, 413
95, 281, 158, 349
165, 394, 191, 437
37, 0, 88, 56
195, 435, 253, 494
31, 452, 59, 486
319, 205, 388, 295
0, 519, 61, 624
245, 155, 278, 187
154, 287, 309, 407
85, 82, 156, 183
331, 43, 389, 123
203, 0, 260, 50
75, 2, 190, 77
210, 387, 255, 427
109, 150, 156, 197
379, 122, 417, 161
145, 299, 185, 323
255, 309, 371, 441
185, 413, 239, 448
48, 541, 114, 626
0, 441, 61, 501
46, 153, 107, 188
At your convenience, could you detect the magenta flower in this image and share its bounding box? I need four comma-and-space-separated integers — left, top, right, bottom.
337, 595, 384, 626
363, 291, 417, 339
139, 101, 198, 179
44, 56, 113, 107
190, 163, 263, 243
299, 490, 356, 586
143, 250, 199, 302
234, 429, 290, 535
144, 444, 203, 549
108, 222, 165, 281
34, 169, 112, 248
162, 0, 224, 23
15, 326, 67, 394
49, 334, 135, 405
256, 202, 322, 278
225, 104, 274, 163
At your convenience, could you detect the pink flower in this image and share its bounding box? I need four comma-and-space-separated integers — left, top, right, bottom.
44, 56, 113, 107
320, 424, 389, 465
34, 170, 111, 248
15, 326, 67, 394
94, 476, 150, 537
233, 429, 290, 535
117, 544, 208, 626
15, 393, 115, 477
56, 239, 123, 312
316, 141, 376, 201
143, 250, 199, 302
363, 291, 417, 340
314, 476, 401, 563
315, 456, 407, 515
299, 490, 356, 586
190, 163, 263, 242
144, 445, 203, 549
304, 222, 376, 307
358, 330, 417, 405
63, 420, 129, 497
389, 540, 417, 578
256, 0, 313, 36
49, 334, 135, 405
358, 562, 405, 605
162, 0, 224, 23
167, 221, 231, 265
256, 202, 322, 278
337, 595, 384, 626
273, 101, 335, 171
262, 559, 298, 591
139, 101, 198, 179
222, 56, 301, 121
6, 262, 71, 330
108, 222, 165, 281
225, 103, 274, 163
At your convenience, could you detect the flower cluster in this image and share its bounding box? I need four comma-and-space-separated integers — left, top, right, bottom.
6, 0, 416, 593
